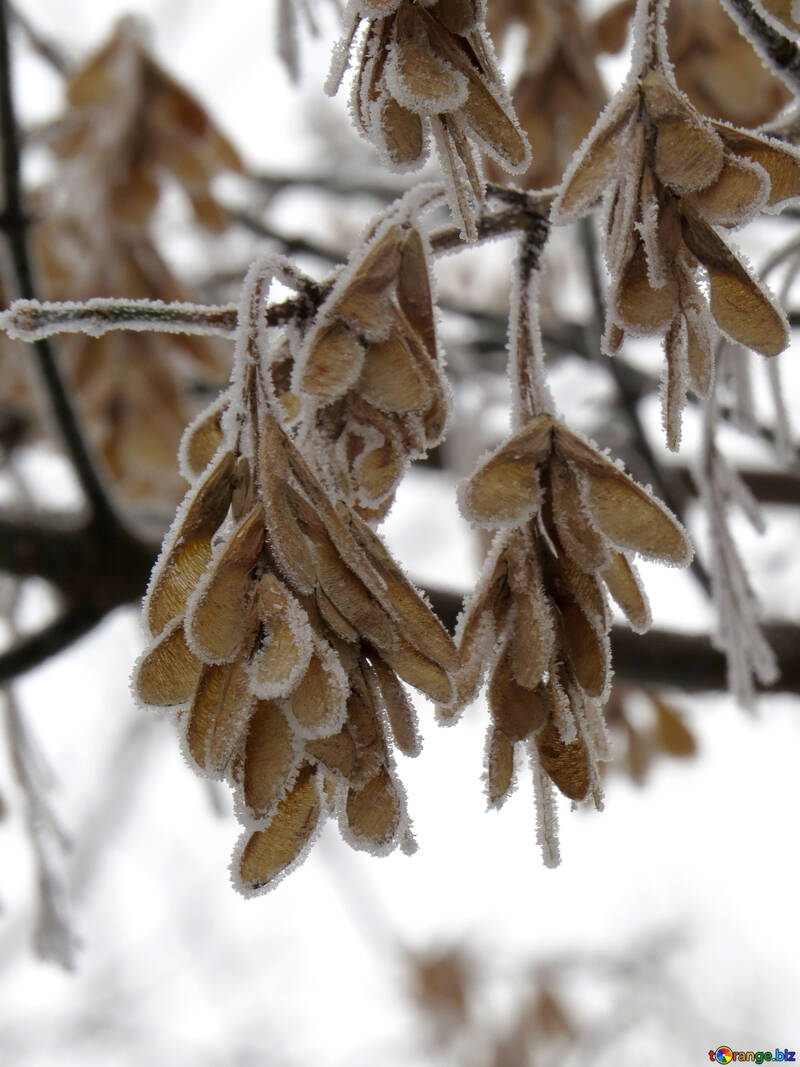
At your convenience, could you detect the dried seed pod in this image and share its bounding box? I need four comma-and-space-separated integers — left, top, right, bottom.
145, 450, 236, 636
534, 719, 591, 802
344, 766, 403, 853
241, 701, 299, 819
186, 659, 253, 777
135, 618, 203, 707
185, 505, 265, 662
329, 0, 530, 237
237, 767, 321, 893
485, 725, 516, 809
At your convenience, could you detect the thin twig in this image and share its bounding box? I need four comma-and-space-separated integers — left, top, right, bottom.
721, 0, 800, 97
0, 1, 118, 530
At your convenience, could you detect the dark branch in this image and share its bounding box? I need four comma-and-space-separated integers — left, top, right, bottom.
0, 604, 106, 685
424, 586, 800, 695
721, 0, 800, 97
0, 1, 118, 531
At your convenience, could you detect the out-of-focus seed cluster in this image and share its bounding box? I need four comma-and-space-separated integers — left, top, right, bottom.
486, 0, 607, 190
327, 0, 530, 238
28, 19, 239, 505
134, 261, 458, 893
449, 409, 691, 847
553, 53, 800, 449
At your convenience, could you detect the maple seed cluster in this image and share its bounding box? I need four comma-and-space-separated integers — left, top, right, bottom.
285, 214, 450, 522
451, 412, 691, 822
134, 264, 459, 894
553, 63, 800, 448
328, 0, 530, 238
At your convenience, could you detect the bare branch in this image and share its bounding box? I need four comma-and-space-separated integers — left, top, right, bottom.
721, 0, 800, 96
0, 1, 119, 531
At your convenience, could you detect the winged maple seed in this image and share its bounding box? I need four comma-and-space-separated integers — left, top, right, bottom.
286, 209, 450, 521
326, 0, 530, 239
486, 0, 608, 190
22, 17, 240, 505
552, 16, 800, 450
448, 410, 691, 862
133, 259, 458, 894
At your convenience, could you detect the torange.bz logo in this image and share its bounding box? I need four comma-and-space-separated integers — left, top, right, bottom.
709, 1049, 796, 1064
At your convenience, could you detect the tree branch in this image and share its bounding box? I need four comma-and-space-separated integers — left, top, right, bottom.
721, 0, 800, 97
0, 0, 118, 531
424, 586, 800, 695
0, 603, 106, 684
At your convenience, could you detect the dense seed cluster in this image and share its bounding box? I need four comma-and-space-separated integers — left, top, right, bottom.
133, 261, 458, 893
553, 50, 800, 448
327, 0, 530, 237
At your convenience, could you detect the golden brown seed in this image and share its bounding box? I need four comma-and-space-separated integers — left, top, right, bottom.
238, 766, 320, 891
488, 645, 550, 741
300, 320, 366, 400
242, 701, 296, 818
600, 551, 650, 632
535, 720, 591, 801
289, 649, 348, 736
135, 619, 203, 707
358, 327, 429, 413
187, 660, 253, 776
186, 505, 264, 662
486, 725, 515, 808
345, 766, 401, 850
555, 593, 609, 698
305, 729, 357, 778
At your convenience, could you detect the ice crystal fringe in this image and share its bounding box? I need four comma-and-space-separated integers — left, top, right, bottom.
697, 387, 779, 710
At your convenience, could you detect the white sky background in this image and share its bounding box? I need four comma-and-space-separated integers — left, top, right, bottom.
2, 1, 800, 1064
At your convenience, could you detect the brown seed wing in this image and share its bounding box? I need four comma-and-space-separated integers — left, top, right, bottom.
135, 618, 203, 707
344, 766, 402, 852
187, 660, 253, 776
358, 327, 430, 413
654, 117, 723, 194
289, 646, 348, 737
391, 2, 467, 109
716, 123, 800, 207
600, 551, 650, 632
237, 766, 320, 892
549, 455, 610, 571
485, 725, 516, 808
555, 426, 691, 564
145, 450, 235, 635
555, 592, 609, 699
488, 644, 551, 741
186, 505, 264, 662
397, 229, 437, 357
242, 700, 297, 818
370, 654, 421, 757
535, 720, 591, 801
681, 213, 788, 357
300, 320, 366, 399
461, 416, 552, 526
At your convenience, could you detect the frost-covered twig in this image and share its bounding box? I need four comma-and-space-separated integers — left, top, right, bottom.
2, 196, 551, 345
721, 0, 800, 98
3, 688, 77, 968
695, 376, 779, 709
